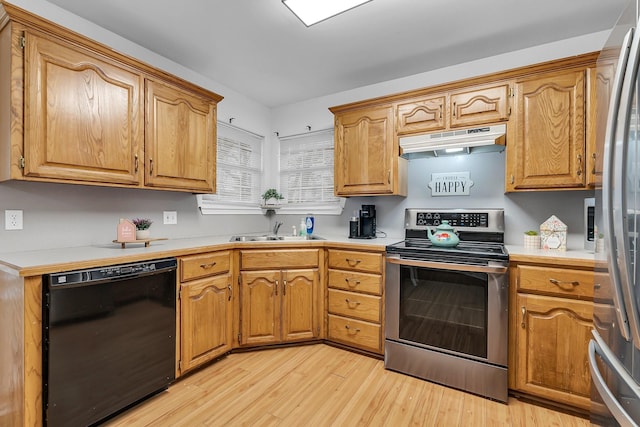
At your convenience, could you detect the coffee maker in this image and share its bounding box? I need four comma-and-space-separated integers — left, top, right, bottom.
350, 204, 376, 239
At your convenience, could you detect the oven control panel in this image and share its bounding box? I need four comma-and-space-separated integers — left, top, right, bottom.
415, 211, 488, 227
404, 208, 505, 233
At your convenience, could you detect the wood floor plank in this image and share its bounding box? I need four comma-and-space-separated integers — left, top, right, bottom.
103, 344, 590, 427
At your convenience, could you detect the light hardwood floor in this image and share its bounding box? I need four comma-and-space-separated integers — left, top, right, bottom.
105, 344, 590, 426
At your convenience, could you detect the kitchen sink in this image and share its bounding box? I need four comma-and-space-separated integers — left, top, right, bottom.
229, 234, 324, 242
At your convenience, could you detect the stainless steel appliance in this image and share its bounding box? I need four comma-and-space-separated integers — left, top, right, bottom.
591, 0, 640, 424
43, 258, 177, 426
384, 208, 509, 402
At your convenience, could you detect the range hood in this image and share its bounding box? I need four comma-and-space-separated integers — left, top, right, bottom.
399, 124, 506, 157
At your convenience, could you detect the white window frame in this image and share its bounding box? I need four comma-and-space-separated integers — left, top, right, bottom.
197, 122, 264, 215
276, 128, 345, 215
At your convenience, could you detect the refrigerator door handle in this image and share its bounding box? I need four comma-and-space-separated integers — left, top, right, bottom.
590, 331, 640, 426
613, 24, 640, 349
603, 27, 634, 342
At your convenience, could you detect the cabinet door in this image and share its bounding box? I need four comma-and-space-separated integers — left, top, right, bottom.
145, 78, 216, 192
449, 83, 510, 128
281, 269, 318, 342
180, 273, 232, 372
515, 293, 593, 410
24, 31, 143, 185
587, 63, 615, 188
509, 70, 586, 190
334, 105, 397, 195
240, 270, 280, 345
396, 95, 446, 135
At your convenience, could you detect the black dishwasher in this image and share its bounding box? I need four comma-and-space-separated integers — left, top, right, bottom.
43, 258, 177, 427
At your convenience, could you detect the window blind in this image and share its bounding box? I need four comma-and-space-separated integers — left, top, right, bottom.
279, 129, 339, 205
202, 122, 263, 205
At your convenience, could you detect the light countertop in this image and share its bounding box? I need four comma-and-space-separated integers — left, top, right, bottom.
0, 234, 601, 277
0, 233, 403, 276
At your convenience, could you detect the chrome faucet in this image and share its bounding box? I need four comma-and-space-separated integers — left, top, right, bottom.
273, 221, 283, 236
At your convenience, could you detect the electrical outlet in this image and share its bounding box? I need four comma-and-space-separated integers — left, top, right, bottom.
5, 210, 23, 230
163, 211, 177, 225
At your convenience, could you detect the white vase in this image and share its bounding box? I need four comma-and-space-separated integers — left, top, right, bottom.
136, 229, 150, 240
523, 234, 540, 249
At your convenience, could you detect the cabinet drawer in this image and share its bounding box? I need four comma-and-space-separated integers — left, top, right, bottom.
240, 249, 319, 270
517, 265, 593, 299
328, 269, 382, 295
328, 250, 383, 274
328, 289, 381, 323
180, 251, 231, 281
328, 314, 381, 353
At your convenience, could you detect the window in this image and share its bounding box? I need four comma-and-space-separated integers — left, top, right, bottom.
278, 129, 345, 214
197, 122, 263, 214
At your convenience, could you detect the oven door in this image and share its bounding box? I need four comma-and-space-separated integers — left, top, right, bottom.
385, 255, 508, 367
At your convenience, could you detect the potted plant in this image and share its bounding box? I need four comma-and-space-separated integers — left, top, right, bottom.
132, 218, 153, 240
261, 188, 284, 206
523, 230, 540, 249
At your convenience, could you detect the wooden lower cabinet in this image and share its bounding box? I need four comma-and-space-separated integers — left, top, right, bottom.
179, 251, 233, 374
511, 261, 594, 412
326, 248, 384, 354
238, 249, 321, 347
180, 273, 233, 373
240, 269, 319, 346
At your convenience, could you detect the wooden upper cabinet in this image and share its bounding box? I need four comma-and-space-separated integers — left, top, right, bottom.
23, 30, 143, 185
449, 83, 510, 128
0, 5, 223, 192
396, 95, 446, 135
333, 104, 407, 196
508, 69, 586, 190
145, 79, 216, 193
587, 62, 615, 188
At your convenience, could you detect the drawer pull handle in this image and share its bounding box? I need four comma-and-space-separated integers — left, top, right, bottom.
200, 262, 217, 269
345, 298, 361, 307
346, 258, 362, 267
549, 278, 580, 289
227, 284, 232, 301
345, 278, 361, 287
134, 154, 139, 173
521, 306, 526, 329
345, 325, 361, 333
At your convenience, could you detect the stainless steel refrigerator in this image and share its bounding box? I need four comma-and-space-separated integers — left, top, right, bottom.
592, 0, 640, 425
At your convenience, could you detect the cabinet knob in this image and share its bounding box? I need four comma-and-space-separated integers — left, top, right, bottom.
345, 324, 361, 333
200, 262, 217, 269
345, 278, 361, 288
549, 278, 580, 289
577, 154, 583, 176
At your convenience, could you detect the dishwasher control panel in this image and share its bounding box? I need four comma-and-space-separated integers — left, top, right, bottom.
48, 258, 177, 286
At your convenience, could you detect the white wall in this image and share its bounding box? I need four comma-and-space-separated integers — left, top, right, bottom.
0, 1, 607, 252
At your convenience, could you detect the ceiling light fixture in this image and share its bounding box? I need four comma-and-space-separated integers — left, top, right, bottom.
282, 0, 373, 27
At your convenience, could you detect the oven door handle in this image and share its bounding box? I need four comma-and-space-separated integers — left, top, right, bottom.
386, 255, 508, 274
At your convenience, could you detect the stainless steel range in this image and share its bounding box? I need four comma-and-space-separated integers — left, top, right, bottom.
384, 208, 509, 402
